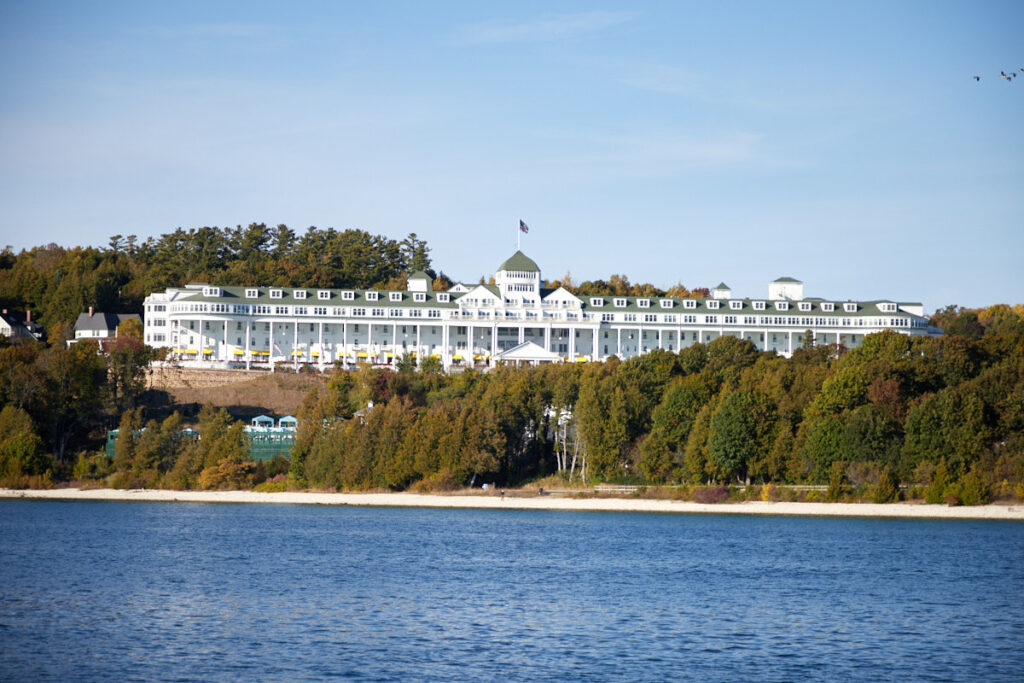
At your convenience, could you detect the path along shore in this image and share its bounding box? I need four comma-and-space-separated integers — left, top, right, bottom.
2, 488, 1023, 520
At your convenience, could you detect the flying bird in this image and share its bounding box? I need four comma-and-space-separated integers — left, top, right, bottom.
974, 75, 980, 81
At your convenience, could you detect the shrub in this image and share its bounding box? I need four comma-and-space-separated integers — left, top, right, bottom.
410, 469, 460, 493
872, 466, 900, 504
692, 485, 729, 504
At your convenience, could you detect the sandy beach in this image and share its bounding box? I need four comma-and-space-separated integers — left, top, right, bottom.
2, 487, 1022, 520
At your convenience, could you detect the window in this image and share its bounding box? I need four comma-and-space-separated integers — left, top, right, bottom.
753, 301, 765, 311
775, 301, 789, 311
414, 293, 426, 302
409, 309, 422, 318
389, 292, 402, 302
614, 298, 627, 308
294, 290, 307, 300
270, 289, 283, 299
274, 306, 288, 315
313, 307, 327, 316
879, 303, 897, 312
844, 303, 857, 312
798, 302, 811, 312
624, 314, 637, 322
352, 308, 366, 316
371, 308, 384, 317
644, 314, 656, 322
683, 315, 697, 323
427, 310, 441, 318
294, 306, 307, 315
664, 314, 676, 323
437, 294, 450, 303
202, 287, 221, 297
729, 300, 742, 310
660, 300, 673, 309
724, 315, 737, 324
342, 291, 355, 301
637, 299, 650, 308
706, 300, 719, 310
705, 315, 718, 324
601, 313, 614, 322
684, 300, 697, 309
591, 297, 605, 307
822, 303, 835, 312
245, 288, 258, 299
317, 290, 330, 300
366, 291, 379, 302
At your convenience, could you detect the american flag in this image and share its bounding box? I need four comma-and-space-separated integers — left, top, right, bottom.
519, 220, 529, 233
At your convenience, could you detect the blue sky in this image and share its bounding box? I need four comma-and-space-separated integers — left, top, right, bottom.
1, 1, 1021, 309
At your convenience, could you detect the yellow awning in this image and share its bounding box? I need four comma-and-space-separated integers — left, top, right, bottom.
291, 350, 303, 356
429, 354, 440, 359
185, 349, 198, 354
233, 349, 245, 355
473, 354, 482, 360
311, 351, 320, 357
202, 349, 213, 354
357, 352, 368, 358
575, 357, 588, 363
452, 355, 462, 360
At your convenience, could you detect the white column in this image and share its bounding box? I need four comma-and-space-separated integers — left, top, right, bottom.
222, 321, 228, 363
592, 327, 598, 360
319, 321, 324, 370
442, 323, 449, 369
788, 331, 793, 355
416, 324, 422, 368
293, 321, 299, 372
245, 321, 251, 370
569, 327, 576, 360
544, 326, 551, 353
518, 326, 524, 345
616, 328, 621, 357
342, 322, 347, 367
392, 323, 398, 368
270, 322, 275, 372
491, 325, 497, 363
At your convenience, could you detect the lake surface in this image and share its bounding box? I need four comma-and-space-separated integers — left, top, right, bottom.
1, 501, 1021, 682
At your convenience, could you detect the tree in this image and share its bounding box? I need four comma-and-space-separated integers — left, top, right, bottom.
709, 390, 776, 482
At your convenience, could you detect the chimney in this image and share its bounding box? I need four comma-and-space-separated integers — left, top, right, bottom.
25, 309, 31, 322
89, 306, 94, 317
1, 309, 6, 315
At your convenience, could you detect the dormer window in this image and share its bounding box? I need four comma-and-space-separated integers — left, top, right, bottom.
660, 300, 673, 309
342, 291, 355, 301
822, 303, 835, 312
590, 297, 604, 307
729, 300, 743, 310
389, 292, 402, 302
637, 299, 650, 308
684, 300, 697, 309
245, 288, 259, 299
753, 301, 765, 311
270, 289, 283, 299
614, 298, 627, 308
775, 301, 789, 311
798, 302, 811, 312
706, 300, 719, 310
414, 293, 426, 303
437, 293, 450, 303
844, 303, 857, 312
294, 290, 307, 300
878, 302, 897, 313
202, 287, 221, 297
317, 290, 330, 300
366, 291, 379, 302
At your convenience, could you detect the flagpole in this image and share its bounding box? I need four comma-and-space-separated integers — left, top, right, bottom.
516, 220, 520, 251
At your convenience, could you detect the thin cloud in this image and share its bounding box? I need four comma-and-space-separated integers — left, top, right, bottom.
456, 11, 635, 45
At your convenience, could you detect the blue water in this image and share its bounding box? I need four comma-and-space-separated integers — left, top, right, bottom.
1, 502, 1021, 682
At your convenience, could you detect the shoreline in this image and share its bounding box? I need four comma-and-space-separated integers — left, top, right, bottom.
2, 488, 1023, 520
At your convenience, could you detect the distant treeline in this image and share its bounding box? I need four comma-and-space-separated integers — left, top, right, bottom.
0, 224, 436, 335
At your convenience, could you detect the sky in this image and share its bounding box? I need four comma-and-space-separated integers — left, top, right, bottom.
0, 1, 1021, 310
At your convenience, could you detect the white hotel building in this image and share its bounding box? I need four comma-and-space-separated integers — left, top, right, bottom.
143, 251, 941, 369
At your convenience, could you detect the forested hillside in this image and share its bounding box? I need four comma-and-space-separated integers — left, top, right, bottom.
0, 227, 1022, 504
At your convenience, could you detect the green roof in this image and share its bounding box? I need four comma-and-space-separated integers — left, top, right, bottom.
408, 270, 431, 281
773, 277, 802, 283
714, 282, 730, 290
498, 251, 540, 273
